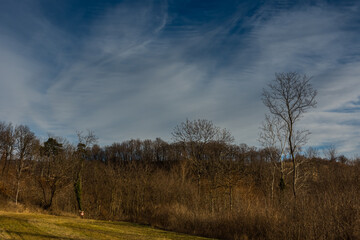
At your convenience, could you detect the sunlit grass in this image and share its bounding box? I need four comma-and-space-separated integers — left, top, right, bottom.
0, 211, 213, 240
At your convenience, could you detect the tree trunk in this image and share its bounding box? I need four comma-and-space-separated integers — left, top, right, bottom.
229, 186, 233, 211
197, 174, 201, 195
15, 179, 20, 205
288, 123, 297, 199
271, 165, 275, 203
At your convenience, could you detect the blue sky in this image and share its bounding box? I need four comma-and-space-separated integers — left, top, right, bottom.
1, 0, 360, 156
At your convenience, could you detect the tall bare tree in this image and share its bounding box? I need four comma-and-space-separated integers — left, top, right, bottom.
323, 144, 337, 162
172, 119, 234, 156
74, 130, 98, 212
259, 114, 288, 201
14, 125, 38, 204
172, 119, 233, 192
262, 72, 317, 198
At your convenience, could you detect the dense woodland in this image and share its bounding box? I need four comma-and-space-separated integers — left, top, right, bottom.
0, 120, 359, 240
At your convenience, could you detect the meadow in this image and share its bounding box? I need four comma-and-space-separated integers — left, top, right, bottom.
0, 211, 212, 240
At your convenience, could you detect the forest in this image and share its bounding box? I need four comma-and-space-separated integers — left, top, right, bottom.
0, 73, 359, 239
0, 120, 359, 239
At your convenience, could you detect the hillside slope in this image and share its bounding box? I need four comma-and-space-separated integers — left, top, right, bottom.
0, 211, 212, 240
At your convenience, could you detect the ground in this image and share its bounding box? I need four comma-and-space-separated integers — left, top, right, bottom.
0, 211, 212, 240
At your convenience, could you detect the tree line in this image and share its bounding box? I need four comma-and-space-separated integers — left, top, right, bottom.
0, 72, 359, 239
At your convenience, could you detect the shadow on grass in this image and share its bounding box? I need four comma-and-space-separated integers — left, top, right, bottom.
6, 230, 80, 240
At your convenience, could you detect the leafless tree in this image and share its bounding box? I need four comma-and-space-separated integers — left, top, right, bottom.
323, 144, 337, 162
259, 114, 288, 201
76, 130, 98, 149
262, 72, 317, 198
14, 125, 38, 204
172, 119, 234, 195
305, 146, 319, 159
74, 130, 98, 212
0, 122, 15, 175
172, 119, 233, 145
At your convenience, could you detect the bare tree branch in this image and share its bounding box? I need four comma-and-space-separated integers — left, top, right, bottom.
261, 72, 317, 199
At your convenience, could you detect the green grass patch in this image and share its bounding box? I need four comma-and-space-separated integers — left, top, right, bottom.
0, 211, 213, 240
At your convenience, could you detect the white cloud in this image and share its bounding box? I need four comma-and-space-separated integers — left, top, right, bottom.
0, 1, 359, 156
218, 3, 360, 153
0, 44, 42, 125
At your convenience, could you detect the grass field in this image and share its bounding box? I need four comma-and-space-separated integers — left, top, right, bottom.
0, 211, 213, 240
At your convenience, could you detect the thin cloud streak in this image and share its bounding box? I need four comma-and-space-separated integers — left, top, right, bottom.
0, 1, 360, 155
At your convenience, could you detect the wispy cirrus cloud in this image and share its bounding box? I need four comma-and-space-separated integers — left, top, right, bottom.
0, 0, 360, 155
204, 2, 360, 154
